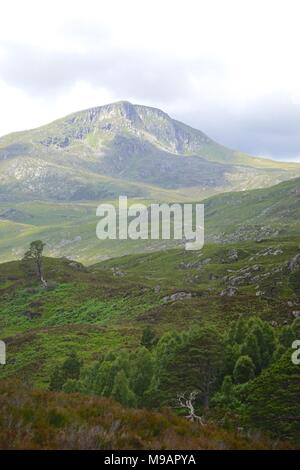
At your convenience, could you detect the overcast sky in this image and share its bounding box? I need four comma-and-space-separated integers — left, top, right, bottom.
0, 0, 299, 161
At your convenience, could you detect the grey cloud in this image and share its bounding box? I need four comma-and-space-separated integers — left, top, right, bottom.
0, 42, 220, 103
0, 41, 299, 160
177, 96, 300, 160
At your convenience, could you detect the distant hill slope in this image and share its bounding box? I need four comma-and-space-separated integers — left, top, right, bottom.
0, 176, 299, 264
204, 176, 300, 243
0, 101, 299, 202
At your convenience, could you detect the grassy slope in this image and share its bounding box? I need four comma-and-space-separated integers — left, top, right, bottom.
1, 237, 299, 388
0, 176, 299, 264
204, 176, 300, 241
0, 236, 299, 448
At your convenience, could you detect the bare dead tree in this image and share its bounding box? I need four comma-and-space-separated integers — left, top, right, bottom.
176, 391, 205, 426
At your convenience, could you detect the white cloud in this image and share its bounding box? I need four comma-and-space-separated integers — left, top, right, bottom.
0, 0, 299, 159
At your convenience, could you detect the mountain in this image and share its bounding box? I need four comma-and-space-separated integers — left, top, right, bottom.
1, 101, 300, 448
1, 100, 299, 202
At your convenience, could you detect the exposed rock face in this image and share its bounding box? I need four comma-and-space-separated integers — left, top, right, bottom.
0, 100, 299, 203
68, 261, 85, 271
111, 267, 126, 277
162, 292, 192, 303
227, 249, 239, 261
220, 287, 238, 297
249, 247, 283, 260
223, 265, 261, 286
211, 225, 280, 244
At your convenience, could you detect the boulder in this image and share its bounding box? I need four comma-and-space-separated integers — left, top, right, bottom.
162, 292, 192, 303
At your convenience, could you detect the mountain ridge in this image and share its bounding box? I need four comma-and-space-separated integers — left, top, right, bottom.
1, 100, 300, 202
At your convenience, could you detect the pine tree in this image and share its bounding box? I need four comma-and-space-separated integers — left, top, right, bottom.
279, 325, 295, 348
241, 351, 300, 439
232, 317, 247, 344
112, 370, 136, 407
233, 355, 255, 384
130, 347, 154, 404
221, 375, 233, 398
241, 332, 261, 372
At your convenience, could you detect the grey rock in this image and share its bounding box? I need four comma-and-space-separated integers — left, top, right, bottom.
162, 292, 192, 303
220, 287, 238, 297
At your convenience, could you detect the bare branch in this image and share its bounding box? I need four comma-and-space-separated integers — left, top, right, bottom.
175, 391, 205, 426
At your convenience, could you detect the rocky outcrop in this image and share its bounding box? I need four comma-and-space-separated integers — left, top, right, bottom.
220, 287, 238, 297
162, 292, 192, 303
223, 265, 261, 286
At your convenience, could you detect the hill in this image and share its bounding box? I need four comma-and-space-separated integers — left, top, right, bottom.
0, 236, 300, 444
0, 176, 299, 264
1, 101, 299, 203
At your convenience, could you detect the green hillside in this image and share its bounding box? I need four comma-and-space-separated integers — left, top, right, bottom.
0, 235, 300, 446
1, 101, 299, 203
1, 103, 300, 449
0, 177, 299, 265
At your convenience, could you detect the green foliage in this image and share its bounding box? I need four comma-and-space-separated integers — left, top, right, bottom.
49, 352, 81, 391
1, 237, 300, 444
289, 269, 300, 296
279, 325, 295, 348
226, 316, 277, 379
112, 370, 136, 408
241, 351, 300, 440
233, 356, 255, 384
211, 375, 241, 409
62, 379, 83, 394
49, 366, 66, 392
241, 333, 261, 373
22, 240, 46, 281
130, 347, 154, 405
72, 348, 153, 409
62, 352, 81, 380
141, 326, 157, 349
221, 375, 234, 398
151, 325, 224, 409
292, 317, 300, 338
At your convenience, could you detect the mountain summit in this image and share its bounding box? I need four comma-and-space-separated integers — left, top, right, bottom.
0, 101, 299, 202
